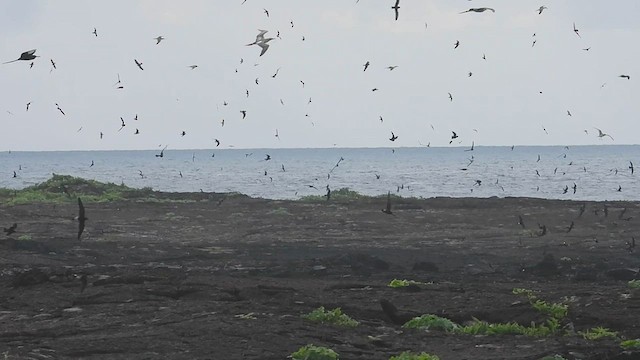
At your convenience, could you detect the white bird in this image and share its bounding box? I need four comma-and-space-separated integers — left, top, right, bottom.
154, 36, 165, 44
537, 6, 547, 14
247, 30, 268, 46
595, 128, 614, 140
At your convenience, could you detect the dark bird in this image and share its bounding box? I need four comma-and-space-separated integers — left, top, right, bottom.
629, 161, 634, 174
537, 6, 547, 14
3, 49, 38, 64
448, 92, 453, 101
26, 102, 31, 111
134, 128, 139, 135
573, 22, 581, 38
55, 103, 65, 116
454, 40, 460, 49
572, 182, 577, 194
263, 8, 269, 17
214, 139, 220, 147
90, 160, 94, 167
389, 132, 398, 141
154, 36, 165, 44
272, 67, 281, 78
240, 110, 247, 119
618, 185, 622, 192
77, 197, 87, 240
449, 131, 458, 144
100, 132, 103, 139
50, 59, 57, 70
363, 61, 370, 71
181, 131, 186, 137
460, 7, 495, 14
118, 117, 126, 131
566, 221, 574, 233
391, 0, 400, 21
92, 28, 98, 37
465, 141, 474, 151
265, 154, 271, 161
382, 191, 393, 214
567, 110, 572, 116
134, 59, 144, 70
3, 223, 17, 236
619, 74, 631, 80
563, 185, 569, 194
155, 145, 168, 158
13, 171, 16, 178
517, 215, 525, 229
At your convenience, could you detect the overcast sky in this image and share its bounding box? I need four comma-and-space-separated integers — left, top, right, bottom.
1, 1, 639, 151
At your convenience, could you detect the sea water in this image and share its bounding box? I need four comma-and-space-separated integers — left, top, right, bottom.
1, 145, 639, 201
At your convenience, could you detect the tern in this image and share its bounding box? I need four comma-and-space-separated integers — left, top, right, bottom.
391, 0, 400, 21
594, 127, 613, 140
389, 132, 398, 141
619, 74, 630, 80
537, 6, 547, 14
154, 36, 165, 44
573, 22, 581, 38
77, 198, 87, 240
460, 8, 495, 14
3, 49, 38, 64
188, 65, 198, 69
382, 191, 393, 214
387, 66, 398, 71
92, 28, 98, 37
134, 59, 144, 70
363, 61, 370, 71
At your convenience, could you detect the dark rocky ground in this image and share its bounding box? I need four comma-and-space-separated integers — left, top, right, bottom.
1, 194, 639, 359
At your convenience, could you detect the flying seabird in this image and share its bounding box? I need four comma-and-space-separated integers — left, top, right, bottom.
92, 28, 98, 37
389, 132, 398, 141
363, 61, 370, 71
77, 198, 87, 240
594, 127, 614, 140
154, 36, 165, 44
382, 191, 393, 214
454, 40, 460, 49
55, 103, 65, 116
240, 110, 247, 119
573, 22, 581, 38
460, 7, 495, 14
619, 74, 631, 80
3, 49, 38, 64
3, 223, 17, 236
391, 0, 400, 21
134, 59, 144, 70
188, 65, 198, 69
449, 131, 458, 144
537, 6, 547, 14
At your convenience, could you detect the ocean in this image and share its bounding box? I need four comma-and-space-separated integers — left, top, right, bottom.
1, 145, 639, 201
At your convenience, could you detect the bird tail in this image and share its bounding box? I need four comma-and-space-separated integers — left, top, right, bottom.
2, 59, 18, 64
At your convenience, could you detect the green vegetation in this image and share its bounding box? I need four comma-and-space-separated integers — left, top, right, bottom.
512, 287, 568, 320
620, 338, 640, 349
402, 314, 459, 332
389, 351, 440, 360
302, 307, 359, 328
628, 280, 640, 289
291, 344, 339, 360
388, 279, 428, 288
17, 234, 32, 241
457, 317, 560, 337
579, 327, 619, 341
0, 174, 149, 205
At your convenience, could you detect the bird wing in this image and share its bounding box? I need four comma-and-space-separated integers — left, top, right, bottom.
258, 42, 270, 56
24, 49, 37, 56
77, 197, 85, 240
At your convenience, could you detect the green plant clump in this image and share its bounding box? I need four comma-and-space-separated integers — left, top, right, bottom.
628, 280, 640, 289
291, 344, 339, 360
620, 338, 640, 349
531, 299, 568, 320
457, 317, 561, 337
402, 314, 459, 332
389, 351, 440, 360
539, 355, 568, 360
579, 327, 619, 341
302, 307, 359, 328
388, 279, 426, 288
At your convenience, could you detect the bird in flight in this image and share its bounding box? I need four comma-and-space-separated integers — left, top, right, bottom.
92, 28, 98, 37
460, 8, 495, 14
3, 223, 17, 236
240, 110, 247, 119
389, 132, 398, 141
630, 161, 634, 175
155, 145, 168, 158
134, 59, 144, 70
594, 127, 613, 140
448, 92, 453, 102
387, 66, 398, 71
154, 36, 165, 44
214, 139, 220, 147
26, 102, 31, 111
118, 117, 126, 131
188, 65, 198, 69
77, 197, 87, 240
391, 0, 400, 21
246, 30, 274, 56
450, 131, 458, 144
50, 59, 57, 70
3, 49, 38, 64
465, 141, 474, 151
454, 40, 460, 49
264, 8, 269, 17
55, 103, 65, 116
537, 6, 547, 14
363, 61, 370, 71
573, 22, 581, 38
382, 191, 393, 214
619, 74, 631, 80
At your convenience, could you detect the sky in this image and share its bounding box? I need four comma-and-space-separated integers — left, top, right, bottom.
1, 0, 639, 151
